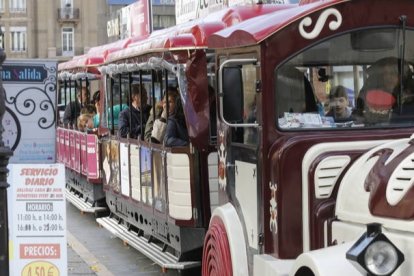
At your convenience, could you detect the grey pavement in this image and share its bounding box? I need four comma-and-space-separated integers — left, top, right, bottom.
66, 201, 199, 276
67, 243, 96, 275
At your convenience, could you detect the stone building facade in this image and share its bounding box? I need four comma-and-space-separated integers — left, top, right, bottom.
0, 0, 175, 61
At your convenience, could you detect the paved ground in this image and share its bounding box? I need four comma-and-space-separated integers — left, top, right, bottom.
67, 243, 96, 275
66, 201, 200, 276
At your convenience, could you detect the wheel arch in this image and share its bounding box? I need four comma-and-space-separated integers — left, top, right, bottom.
203, 203, 249, 276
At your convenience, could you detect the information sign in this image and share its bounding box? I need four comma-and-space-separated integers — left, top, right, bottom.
2, 59, 57, 163
8, 163, 67, 276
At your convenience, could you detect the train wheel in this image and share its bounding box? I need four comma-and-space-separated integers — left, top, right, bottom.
202, 216, 232, 276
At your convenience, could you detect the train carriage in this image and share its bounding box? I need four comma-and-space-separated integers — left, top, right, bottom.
95, 5, 288, 270
202, 0, 414, 275
57, 38, 132, 211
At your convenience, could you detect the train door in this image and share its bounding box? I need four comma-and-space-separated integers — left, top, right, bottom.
218, 55, 262, 254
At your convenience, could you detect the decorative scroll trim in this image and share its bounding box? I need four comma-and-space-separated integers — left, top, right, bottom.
299, 8, 342, 40
218, 130, 227, 190
269, 181, 278, 234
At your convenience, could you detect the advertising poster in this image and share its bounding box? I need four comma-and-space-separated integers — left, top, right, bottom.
80, 133, 87, 175
8, 163, 67, 276
120, 142, 130, 196
140, 147, 152, 205
2, 59, 57, 163
129, 0, 150, 37
86, 134, 99, 180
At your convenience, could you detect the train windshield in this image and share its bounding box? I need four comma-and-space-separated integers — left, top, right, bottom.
275, 27, 414, 130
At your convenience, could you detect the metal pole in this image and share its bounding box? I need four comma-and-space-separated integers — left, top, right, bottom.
0, 29, 13, 276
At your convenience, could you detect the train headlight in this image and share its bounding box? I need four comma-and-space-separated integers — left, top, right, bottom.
346, 223, 404, 276
364, 240, 398, 275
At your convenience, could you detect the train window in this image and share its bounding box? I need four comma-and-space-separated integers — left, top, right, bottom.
221, 62, 258, 145
275, 27, 414, 130
222, 67, 243, 123
103, 72, 153, 135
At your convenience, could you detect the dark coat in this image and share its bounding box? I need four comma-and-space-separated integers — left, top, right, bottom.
164, 115, 189, 147
63, 100, 81, 126
118, 105, 151, 139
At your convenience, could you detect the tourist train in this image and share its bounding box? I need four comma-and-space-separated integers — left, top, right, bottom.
58, 0, 414, 275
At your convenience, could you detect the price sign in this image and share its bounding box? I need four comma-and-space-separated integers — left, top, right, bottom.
8, 163, 67, 276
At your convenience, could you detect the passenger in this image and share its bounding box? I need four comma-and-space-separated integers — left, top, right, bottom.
80, 104, 96, 115
144, 99, 163, 142
164, 95, 189, 147
145, 88, 179, 144
356, 57, 412, 116
325, 85, 353, 122
77, 113, 94, 132
91, 90, 101, 128
118, 84, 151, 139
63, 86, 89, 127
91, 90, 128, 128
109, 103, 129, 127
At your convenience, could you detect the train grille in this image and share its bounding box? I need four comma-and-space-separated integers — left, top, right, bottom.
314, 155, 351, 199
387, 152, 414, 205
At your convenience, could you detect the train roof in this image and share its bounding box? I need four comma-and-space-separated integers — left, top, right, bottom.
208, 0, 346, 48
57, 37, 136, 73
105, 4, 294, 63
58, 1, 346, 73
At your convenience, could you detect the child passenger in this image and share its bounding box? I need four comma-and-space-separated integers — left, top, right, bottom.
77, 113, 94, 132
326, 85, 353, 122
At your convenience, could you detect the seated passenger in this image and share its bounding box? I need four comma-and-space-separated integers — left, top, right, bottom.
144, 87, 179, 143
80, 104, 96, 115
77, 113, 94, 132
356, 57, 412, 116
144, 101, 163, 142
63, 86, 89, 127
110, 103, 129, 127
118, 84, 151, 139
92, 90, 128, 129
91, 90, 101, 128
326, 85, 353, 122
164, 96, 189, 147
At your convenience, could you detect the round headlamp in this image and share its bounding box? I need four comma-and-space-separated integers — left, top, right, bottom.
347, 223, 404, 276
364, 240, 399, 275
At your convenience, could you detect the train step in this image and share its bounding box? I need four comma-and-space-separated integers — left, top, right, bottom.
96, 216, 201, 271
65, 188, 107, 214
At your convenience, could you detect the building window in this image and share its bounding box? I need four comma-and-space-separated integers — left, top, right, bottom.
62, 27, 74, 56
0, 27, 4, 49
10, 27, 26, 52
61, 0, 73, 8
0, 0, 4, 12
9, 0, 26, 12
60, 0, 73, 18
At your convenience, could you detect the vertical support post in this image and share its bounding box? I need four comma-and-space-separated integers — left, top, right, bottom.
0, 35, 13, 276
